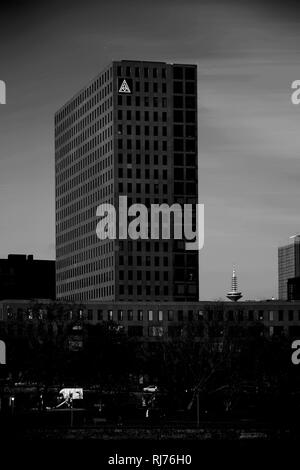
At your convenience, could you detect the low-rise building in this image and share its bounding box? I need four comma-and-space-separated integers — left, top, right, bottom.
1, 299, 300, 341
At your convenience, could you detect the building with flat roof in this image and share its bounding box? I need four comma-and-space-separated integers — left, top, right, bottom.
1, 299, 300, 341
288, 277, 300, 301
55, 60, 198, 303
278, 235, 300, 299
0, 254, 55, 300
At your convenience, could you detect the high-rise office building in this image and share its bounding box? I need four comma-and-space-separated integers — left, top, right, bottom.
287, 277, 300, 301
55, 60, 198, 302
278, 235, 300, 300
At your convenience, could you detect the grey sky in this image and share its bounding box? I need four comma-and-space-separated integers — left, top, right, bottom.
0, 0, 299, 299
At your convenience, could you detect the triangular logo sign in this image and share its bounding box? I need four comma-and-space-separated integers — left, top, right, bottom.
119, 79, 131, 93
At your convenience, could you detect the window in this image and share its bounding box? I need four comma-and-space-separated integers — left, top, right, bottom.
128, 310, 133, 321
289, 310, 294, 321
158, 310, 163, 322
174, 81, 183, 94
185, 67, 196, 80
108, 310, 113, 321
168, 310, 174, 321
186, 111, 196, 122
278, 310, 284, 321
185, 82, 195, 94
173, 67, 183, 79
174, 96, 183, 108
148, 310, 153, 321
138, 310, 143, 321
174, 110, 184, 122
87, 309, 93, 321
185, 96, 196, 108
118, 310, 123, 321
269, 311, 274, 321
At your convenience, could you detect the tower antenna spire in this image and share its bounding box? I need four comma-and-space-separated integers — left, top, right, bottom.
227, 266, 243, 301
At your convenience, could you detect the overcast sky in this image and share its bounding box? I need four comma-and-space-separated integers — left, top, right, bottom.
0, 0, 300, 300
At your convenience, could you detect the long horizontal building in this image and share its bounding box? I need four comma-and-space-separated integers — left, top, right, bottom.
1, 299, 300, 341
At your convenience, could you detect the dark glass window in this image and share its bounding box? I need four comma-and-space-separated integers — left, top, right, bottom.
185, 96, 196, 108
185, 82, 195, 94
174, 81, 183, 94
173, 67, 183, 79
174, 110, 184, 122
185, 67, 196, 80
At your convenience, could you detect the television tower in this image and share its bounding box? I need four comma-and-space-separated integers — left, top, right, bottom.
227, 267, 243, 301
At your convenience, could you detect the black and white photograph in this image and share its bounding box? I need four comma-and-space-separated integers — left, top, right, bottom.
1, 0, 300, 462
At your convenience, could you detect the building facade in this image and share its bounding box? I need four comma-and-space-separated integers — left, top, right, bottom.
1, 299, 300, 342
278, 236, 300, 299
55, 60, 198, 303
288, 277, 300, 301
0, 255, 55, 300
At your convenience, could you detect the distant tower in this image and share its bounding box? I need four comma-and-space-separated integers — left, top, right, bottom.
227, 267, 243, 301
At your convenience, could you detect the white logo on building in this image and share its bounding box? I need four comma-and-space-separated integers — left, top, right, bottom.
119, 79, 131, 94
95, 196, 204, 251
